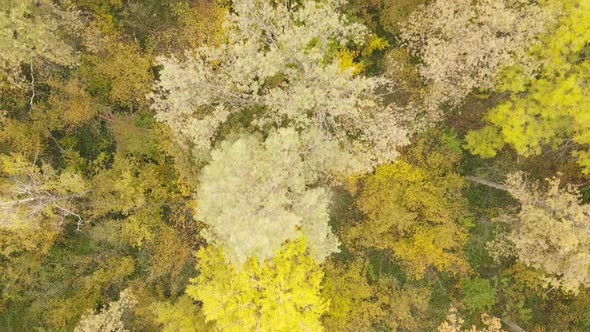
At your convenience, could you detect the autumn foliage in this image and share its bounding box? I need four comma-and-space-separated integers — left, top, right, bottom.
0, 0, 589, 331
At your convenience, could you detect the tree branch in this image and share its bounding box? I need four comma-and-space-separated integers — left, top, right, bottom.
466, 175, 588, 231
465, 175, 508, 191
29, 56, 35, 110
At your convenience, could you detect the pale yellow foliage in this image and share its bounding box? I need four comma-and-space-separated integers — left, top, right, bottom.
196, 128, 342, 266
75, 289, 137, 332
152, 0, 410, 170
438, 307, 504, 332
500, 172, 590, 294
0, 153, 87, 230
401, 0, 548, 113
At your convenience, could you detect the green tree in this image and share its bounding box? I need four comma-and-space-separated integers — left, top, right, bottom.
462, 277, 497, 312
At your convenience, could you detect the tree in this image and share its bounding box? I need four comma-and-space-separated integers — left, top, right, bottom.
0, 114, 50, 159
346, 0, 427, 34
45, 78, 96, 129
489, 172, 590, 294
438, 307, 504, 332
48, 255, 136, 328
186, 237, 328, 332
151, 295, 213, 332
0, 0, 80, 84
151, 0, 411, 169
120, 0, 226, 55
462, 277, 497, 312
0, 153, 87, 233
345, 134, 469, 279
89, 153, 168, 248
321, 258, 378, 331
465, 0, 590, 173
196, 128, 342, 266
400, 0, 547, 113
145, 226, 193, 295
75, 288, 137, 332
322, 258, 432, 331
81, 21, 154, 109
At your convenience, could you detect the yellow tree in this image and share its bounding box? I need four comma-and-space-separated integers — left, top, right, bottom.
345, 134, 469, 279
322, 258, 432, 331
465, 0, 590, 173
81, 21, 154, 110
186, 237, 328, 332
0, 0, 80, 84
151, 295, 213, 332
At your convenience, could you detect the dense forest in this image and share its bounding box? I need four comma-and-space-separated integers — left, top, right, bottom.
1, 0, 589, 331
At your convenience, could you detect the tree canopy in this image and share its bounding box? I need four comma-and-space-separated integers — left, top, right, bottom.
1, 0, 589, 331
